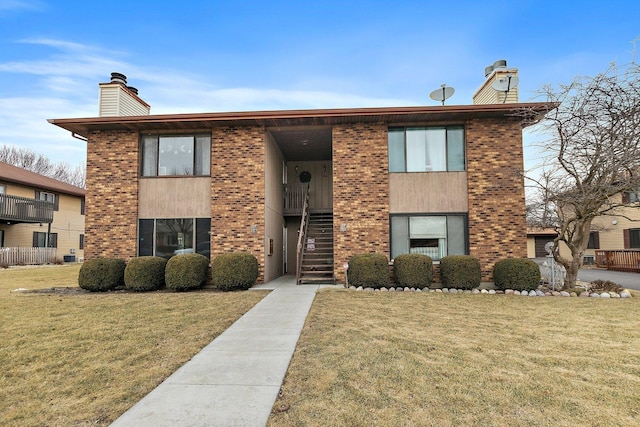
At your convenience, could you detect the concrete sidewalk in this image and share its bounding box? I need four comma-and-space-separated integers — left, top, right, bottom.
111, 276, 322, 427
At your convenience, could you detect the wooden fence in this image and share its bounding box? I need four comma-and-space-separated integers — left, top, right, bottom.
595, 250, 640, 273
0, 247, 57, 266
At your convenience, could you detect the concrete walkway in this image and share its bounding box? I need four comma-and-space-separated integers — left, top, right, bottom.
111, 276, 325, 427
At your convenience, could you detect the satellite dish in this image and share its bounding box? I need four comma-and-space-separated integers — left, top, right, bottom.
491, 74, 519, 103
429, 84, 455, 105
544, 241, 555, 255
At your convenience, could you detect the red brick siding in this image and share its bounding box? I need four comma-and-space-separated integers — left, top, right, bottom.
332, 124, 390, 283
85, 130, 139, 260
466, 118, 527, 279
211, 126, 266, 282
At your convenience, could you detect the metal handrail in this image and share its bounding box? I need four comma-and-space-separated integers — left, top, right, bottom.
295, 184, 310, 285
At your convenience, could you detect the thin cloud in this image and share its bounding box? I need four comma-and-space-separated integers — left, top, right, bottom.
0, 0, 43, 11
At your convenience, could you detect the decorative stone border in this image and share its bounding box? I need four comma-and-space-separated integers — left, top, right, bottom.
346, 286, 633, 298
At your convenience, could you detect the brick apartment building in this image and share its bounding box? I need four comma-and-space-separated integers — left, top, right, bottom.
50, 63, 551, 284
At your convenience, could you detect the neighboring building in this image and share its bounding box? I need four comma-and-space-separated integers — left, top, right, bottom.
527, 191, 640, 264
0, 162, 85, 262
50, 66, 551, 284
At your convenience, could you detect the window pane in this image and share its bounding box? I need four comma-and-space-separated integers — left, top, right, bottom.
159, 136, 194, 176
425, 128, 447, 171
156, 218, 194, 258
447, 127, 465, 171
406, 128, 427, 172
391, 216, 409, 259
195, 136, 211, 175
388, 128, 406, 172
195, 218, 211, 258
630, 229, 640, 248
142, 136, 158, 176
138, 219, 154, 256
447, 216, 466, 255
410, 216, 446, 238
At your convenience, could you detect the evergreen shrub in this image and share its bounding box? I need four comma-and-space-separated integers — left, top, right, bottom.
393, 253, 433, 288
78, 258, 125, 292
166, 253, 210, 291
212, 252, 259, 291
440, 255, 481, 290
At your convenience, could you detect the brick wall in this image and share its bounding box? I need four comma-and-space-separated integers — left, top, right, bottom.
466, 118, 527, 279
332, 124, 390, 283
211, 126, 266, 282
85, 130, 139, 260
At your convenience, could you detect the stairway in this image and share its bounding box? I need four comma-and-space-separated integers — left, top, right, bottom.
298, 212, 335, 285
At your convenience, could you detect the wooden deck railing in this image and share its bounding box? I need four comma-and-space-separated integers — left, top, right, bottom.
284, 184, 307, 215
0, 247, 57, 266
595, 250, 640, 273
0, 194, 54, 223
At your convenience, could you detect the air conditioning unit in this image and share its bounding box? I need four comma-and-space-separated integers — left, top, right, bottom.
583, 255, 595, 265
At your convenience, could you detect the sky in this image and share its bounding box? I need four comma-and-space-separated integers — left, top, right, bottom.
0, 0, 639, 171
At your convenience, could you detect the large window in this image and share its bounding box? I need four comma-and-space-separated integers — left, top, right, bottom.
391, 214, 467, 260
141, 134, 211, 176
389, 126, 465, 172
138, 218, 211, 259
626, 229, 640, 249
33, 232, 57, 248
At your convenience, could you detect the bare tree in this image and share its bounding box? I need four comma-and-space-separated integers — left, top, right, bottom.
0, 145, 85, 188
525, 61, 640, 288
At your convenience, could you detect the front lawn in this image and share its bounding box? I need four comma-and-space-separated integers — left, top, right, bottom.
269, 289, 640, 427
0, 265, 266, 426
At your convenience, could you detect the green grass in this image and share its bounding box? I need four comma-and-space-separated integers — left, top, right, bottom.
0, 265, 266, 426
269, 289, 640, 427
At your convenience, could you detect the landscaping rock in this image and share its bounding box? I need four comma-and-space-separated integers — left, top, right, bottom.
552, 291, 561, 296
389, 287, 395, 292
611, 292, 620, 298
380, 287, 388, 292
570, 292, 577, 297
505, 289, 514, 295
528, 290, 537, 296
488, 289, 496, 295
536, 290, 545, 297
404, 287, 410, 292
481, 289, 488, 294
495, 290, 505, 294
356, 286, 363, 291
442, 288, 449, 293
579, 291, 590, 297
590, 293, 600, 298
472, 289, 480, 294
435, 289, 442, 293
600, 292, 611, 298
396, 287, 403, 292
621, 291, 631, 298
416, 288, 422, 292
560, 291, 570, 297
349, 286, 356, 290
464, 290, 472, 294
450, 289, 458, 294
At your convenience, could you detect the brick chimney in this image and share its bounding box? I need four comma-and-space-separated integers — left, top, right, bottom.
98, 72, 150, 116
473, 60, 519, 104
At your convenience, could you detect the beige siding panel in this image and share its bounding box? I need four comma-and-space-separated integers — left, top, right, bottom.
264, 132, 285, 281
99, 85, 150, 117
3, 182, 37, 198
99, 86, 119, 117
389, 172, 468, 213
286, 161, 332, 211
138, 177, 211, 218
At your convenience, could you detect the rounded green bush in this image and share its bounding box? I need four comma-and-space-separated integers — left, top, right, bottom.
393, 253, 433, 288
212, 252, 259, 291
78, 258, 125, 292
493, 258, 541, 291
166, 253, 210, 291
124, 256, 167, 292
347, 253, 389, 289
440, 255, 481, 290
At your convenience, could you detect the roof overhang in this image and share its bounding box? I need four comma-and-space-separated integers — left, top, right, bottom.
48, 102, 556, 139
